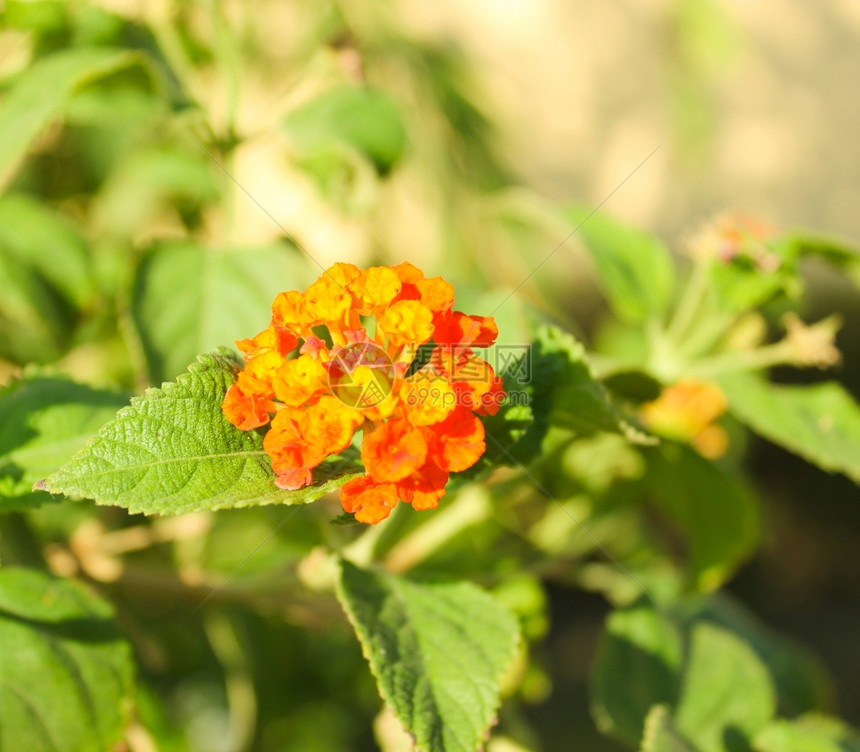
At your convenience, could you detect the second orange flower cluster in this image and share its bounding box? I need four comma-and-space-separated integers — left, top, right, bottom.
222, 262, 505, 523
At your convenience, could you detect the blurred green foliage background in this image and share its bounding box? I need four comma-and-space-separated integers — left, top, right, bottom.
1, 1, 859, 750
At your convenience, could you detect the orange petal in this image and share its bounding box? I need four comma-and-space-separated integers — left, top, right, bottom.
426, 407, 486, 472
340, 475, 399, 524
396, 460, 448, 511
222, 383, 271, 430
361, 418, 428, 482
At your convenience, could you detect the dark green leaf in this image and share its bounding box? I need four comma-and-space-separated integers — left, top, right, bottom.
0, 567, 134, 752
283, 86, 408, 174
644, 442, 759, 591
43, 351, 360, 514
336, 559, 519, 752
592, 602, 683, 744
0, 375, 128, 511
0, 46, 152, 188
594, 597, 826, 751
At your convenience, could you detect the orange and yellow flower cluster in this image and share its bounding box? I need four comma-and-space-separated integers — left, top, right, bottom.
222, 262, 504, 523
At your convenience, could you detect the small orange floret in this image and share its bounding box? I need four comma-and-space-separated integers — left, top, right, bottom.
237, 324, 298, 359
222, 262, 501, 524
340, 476, 399, 524
362, 418, 428, 482
377, 300, 434, 346
222, 383, 272, 430
433, 311, 498, 347
397, 460, 448, 511
272, 290, 310, 333
350, 266, 402, 313
425, 407, 486, 472
416, 277, 455, 313
273, 354, 326, 407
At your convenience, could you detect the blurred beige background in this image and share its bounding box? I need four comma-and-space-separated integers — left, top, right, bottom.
398, 0, 860, 242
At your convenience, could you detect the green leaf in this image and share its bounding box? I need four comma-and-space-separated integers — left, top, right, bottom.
754, 715, 860, 752
692, 595, 831, 719
0, 248, 68, 364
0, 567, 134, 752
532, 325, 653, 443
42, 351, 360, 514
778, 232, 860, 289
0, 375, 128, 511
131, 241, 314, 384
0, 46, 151, 189
471, 324, 653, 477
565, 206, 676, 322
592, 602, 777, 750
283, 86, 408, 175
94, 146, 219, 240
673, 620, 775, 752
640, 705, 694, 752
336, 559, 520, 752
718, 373, 860, 484
0, 193, 95, 309
602, 369, 664, 403
644, 443, 759, 591
592, 602, 684, 744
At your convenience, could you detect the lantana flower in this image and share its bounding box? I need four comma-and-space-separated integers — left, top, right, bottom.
222, 262, 504, 523
640, 379, 729, 459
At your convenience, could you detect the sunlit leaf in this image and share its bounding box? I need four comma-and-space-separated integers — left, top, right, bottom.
719, 373, 860, 484
43, 351, 360, 514
754, 714, 860, 752
337, 559, 519, 752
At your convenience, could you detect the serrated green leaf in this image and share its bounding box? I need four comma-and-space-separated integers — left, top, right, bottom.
640, 705, 694, 752
0, 46, 151, 189
592, 602, 777, 750
533, 325, 653, 443
131, 241, 314, 384
0, 375, 128, 512
754, 714, 860, 752
336, 559, 520, 752
565, 206, 676, 322
0, 567, 134, 752
718, 373, 860, 484
644, 443, 759, 591
469, 324, 653, 478
43, 351, 360, 514
283, 86, 408, 175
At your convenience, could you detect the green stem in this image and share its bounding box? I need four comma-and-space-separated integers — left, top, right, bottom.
666, 260, 710, 345
688, 341, 796, 378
